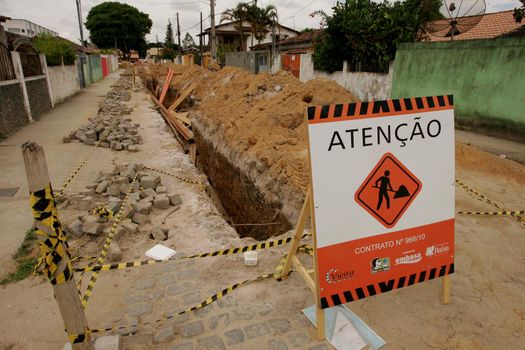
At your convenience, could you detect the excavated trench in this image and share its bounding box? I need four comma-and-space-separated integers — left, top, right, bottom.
147, 79, 292, 240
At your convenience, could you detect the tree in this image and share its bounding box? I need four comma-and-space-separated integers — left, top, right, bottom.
32, 33, 76, 66
165, 19, 175, 49
514, 0, 525, 24
246, 4, 278, 45
85, 1, 152, 60
312, 0, 442, 73
221, 2, 250, 51
182, 32, 196, 50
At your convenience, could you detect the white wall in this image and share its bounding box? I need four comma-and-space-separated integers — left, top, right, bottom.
246, 25, 298, 51
47, 64, 80, 104
299, 53, 392, 101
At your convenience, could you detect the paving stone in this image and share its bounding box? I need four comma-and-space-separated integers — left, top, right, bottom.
232, 309, 254, 321
194, 304, 213, 318
268, 338, 288, 350
134, 277, 156, 290
107, 184, 121, 196
129, 192, 141, 202
121, 219, 138, 234
154, 195, 170, 209
141, 188, 158, 198
166, 283, 192, 296
122, 333, 153, 346
136, 200, 152, 214
224, 329, 245, 346
182, 292, 203, 305
154, 326, 175, 343
287, 331, 309, 347
83, 222, 103, 235
208, 313, 231, 331
156, 186, 167, 194
107, 241, 122, 262
267, 318, 292, 335
216, 297, 238, 309
181, 320, 204, 338
141, 175, 161, 189
128, 302, 153, 318
96, 180, 111, 194
67, 219, 83, 236
132, 212, 150, 225
196, 336, 225, 350
244, 322, 271, 339
169, 342, 193, 350
308, 344, 330, 350
168, 193, 183, 206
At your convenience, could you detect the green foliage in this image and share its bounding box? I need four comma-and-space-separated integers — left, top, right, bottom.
161, 47, 176, 60
313, 0, 442, 73
301, 27, 314, 33
217, 43, 235, 64
514, 0, 525, 24
32, 33, 76, 66
0, 228, 38, 286
165, 19, 175, 49
85, 1, 152, 60
182, 33, 196, 49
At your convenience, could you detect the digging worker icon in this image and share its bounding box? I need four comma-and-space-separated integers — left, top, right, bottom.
375, 170, 393, 210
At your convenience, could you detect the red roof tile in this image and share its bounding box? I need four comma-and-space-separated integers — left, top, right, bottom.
426, 10, 523, 41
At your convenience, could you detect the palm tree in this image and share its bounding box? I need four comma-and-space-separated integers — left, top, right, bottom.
247, 4, 278, 46
221, 2, 250, 51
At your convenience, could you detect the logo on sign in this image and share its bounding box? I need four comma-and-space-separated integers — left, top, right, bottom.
325, 268, 355, 284
425, 243, 450, 257
395, 251, 422, 265
355, 152, 422, 228
371, 257, 390, 273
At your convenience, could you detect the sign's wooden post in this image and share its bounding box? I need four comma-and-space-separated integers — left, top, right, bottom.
22, 142, 92, 349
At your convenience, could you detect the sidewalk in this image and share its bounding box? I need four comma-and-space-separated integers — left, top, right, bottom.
456, 129, 525, 164
0, 71, 121, 275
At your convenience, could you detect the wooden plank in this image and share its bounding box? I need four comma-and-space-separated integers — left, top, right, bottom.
173, 112, 191, 125
168, 82, 196, 112
189, 143, 197, 164
149, 92, 194, 141
158, 69, 173, 105
22, 142, 92, 350
292, 255, 316, 294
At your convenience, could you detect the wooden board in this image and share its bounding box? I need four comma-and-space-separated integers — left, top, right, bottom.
168, 83, 196, 112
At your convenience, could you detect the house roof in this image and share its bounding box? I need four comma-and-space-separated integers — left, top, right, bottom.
251, 29, 323, 50
198, 20, 299, 36
426, 10, 524, 41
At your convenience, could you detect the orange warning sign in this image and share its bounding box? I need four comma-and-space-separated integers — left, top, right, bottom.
355, 153, 421, 228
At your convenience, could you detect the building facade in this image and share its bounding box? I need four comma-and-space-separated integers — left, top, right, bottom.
1, 19, 58, 38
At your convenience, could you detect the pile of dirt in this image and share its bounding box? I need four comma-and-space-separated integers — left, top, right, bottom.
161, 65, 358, 224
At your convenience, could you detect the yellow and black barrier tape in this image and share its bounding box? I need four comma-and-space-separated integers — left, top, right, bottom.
81, 172, 139, 308
56, 140, 101, 197
92, 206, 114, 219
143, 165, 206, 189
69, 272, 275, 344
73, 232, 312, 273
456, 179, 524, 222
458, 210, 525, 216
30, 184, 73, 285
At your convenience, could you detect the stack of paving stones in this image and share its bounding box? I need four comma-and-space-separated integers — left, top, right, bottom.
65, 163, 183, 261
63, 77, 142, 151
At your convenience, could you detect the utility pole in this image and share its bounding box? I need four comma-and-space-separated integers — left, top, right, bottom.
199, 11, 203, 67
176, 12, 182, 64
210, 0, 217, 60
75, 0, 87, 89
156, 34, 159, 45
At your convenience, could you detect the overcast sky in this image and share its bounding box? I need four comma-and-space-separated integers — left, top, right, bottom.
0, 0, 522, 44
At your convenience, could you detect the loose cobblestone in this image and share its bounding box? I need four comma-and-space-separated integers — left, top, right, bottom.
154, 326, 175, 343
267, 338, 288, 350
287, 331, 309, 347
267, 318, 292, 335
169, 342, 194, 350
128, 303, 154, 318
208, 313, 231, 330
134, 277, 156, 290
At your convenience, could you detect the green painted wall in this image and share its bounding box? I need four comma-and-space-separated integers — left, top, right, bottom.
88, 55, 103, 83
391, 38, 525, 140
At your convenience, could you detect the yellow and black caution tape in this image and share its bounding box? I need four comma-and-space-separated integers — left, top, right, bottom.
56, 140, 101, 197
92, 206, 114, 220
30, 184, 72, 285
73, 232, 312, 273
69, 272, 275, 344
81, 172, 139, 308
456, 179, 524, 222
143, 165, 206, 190
458, 210, 525, 216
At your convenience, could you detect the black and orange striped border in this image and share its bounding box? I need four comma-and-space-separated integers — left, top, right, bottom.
320, 263, 454, 309
307, 95, 454, 125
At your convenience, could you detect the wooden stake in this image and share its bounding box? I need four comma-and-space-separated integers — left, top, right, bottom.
159, 69, 174, 105
22, 142, 92, 350
168, 83, 196, 112
442, 275, 451, 304
310, 191, 326, 340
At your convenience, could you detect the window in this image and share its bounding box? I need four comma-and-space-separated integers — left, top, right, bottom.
223, 36, 234, 44
8, 28, 21, 32
21, 29, 25, 33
